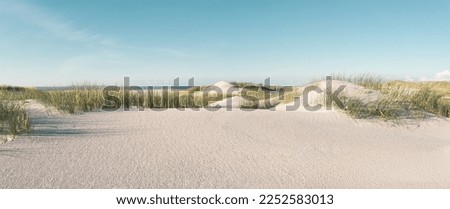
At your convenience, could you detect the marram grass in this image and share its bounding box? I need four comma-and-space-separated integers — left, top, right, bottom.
339, 77, 450, 120
0, 101, 31, 137
1, 77, 449, 139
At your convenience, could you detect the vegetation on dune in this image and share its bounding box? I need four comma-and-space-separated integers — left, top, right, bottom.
1, 84, 105, 114
1, 84, 237, 113
0, 88, 31, 138
145, 91, 224, 109
0, 77, 449, 138
340, 89, 424, 120
0, 101, 31, 138
336, 76, 450, 120
332, 74, 385, 91
0, 84, 106, 138
43, 86, 105, 113
276, 86, 302, 104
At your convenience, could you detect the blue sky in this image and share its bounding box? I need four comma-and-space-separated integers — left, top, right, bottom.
1, 0, 450, 86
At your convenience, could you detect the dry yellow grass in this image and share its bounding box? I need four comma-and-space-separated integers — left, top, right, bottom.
341, 79, 450, 120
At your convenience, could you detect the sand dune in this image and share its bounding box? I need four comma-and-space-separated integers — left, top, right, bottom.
208, 80, 381, 110
209, 95, 244, 108
205, 81, 240, 95
0, 99, 450, 188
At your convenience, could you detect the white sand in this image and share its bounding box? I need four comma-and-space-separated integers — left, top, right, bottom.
1, 99, 449, 189
205, 81, 240, 95
274, 80, 379, 112
209, 95, 244, 108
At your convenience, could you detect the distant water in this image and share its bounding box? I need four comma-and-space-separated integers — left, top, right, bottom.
36, 86, 194, 91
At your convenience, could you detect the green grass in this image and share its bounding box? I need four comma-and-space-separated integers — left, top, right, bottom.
1, 84, 107, 114
333, 73, 385, 90
340, 90, 423, 120
277, 86, 302, 104
410, 87, 449, 118
0, 101, 31, 137
338, 77, 450, 120
145, 91, 225, 108
0, 84, 240, 112
45, 87, 104, 113
1, 77, 449, 132
0, 87, 32, 138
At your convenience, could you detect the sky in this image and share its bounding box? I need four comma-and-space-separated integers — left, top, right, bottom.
1, 0, 450, 86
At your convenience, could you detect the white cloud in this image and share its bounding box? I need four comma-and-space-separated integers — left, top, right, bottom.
435, 70, 450, 81
419, 70, 450, 82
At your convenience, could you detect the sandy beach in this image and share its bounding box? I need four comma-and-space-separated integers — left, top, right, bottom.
1, 100, 449, 189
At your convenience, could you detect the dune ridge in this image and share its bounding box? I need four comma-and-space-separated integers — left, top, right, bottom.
0, 98, 449, 188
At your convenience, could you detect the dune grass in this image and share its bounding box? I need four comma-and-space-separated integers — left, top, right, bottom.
0, 87, 32, 138
1, 84, 237, 113
145, 91, 226, 108
340, 89, 423, 120
43, 86, 104, 113
338, 77, 450, 120
1, 84, 105, 114
333, 74, 385, 90
2, 85, 105, 114
0, 101, 31, 138
407, 86, 449, 118
277, 86, 302, 104
1, 77, 449, 126
1, 78, 447, 142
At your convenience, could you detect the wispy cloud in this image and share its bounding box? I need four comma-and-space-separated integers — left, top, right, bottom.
0, 0, 201, 85
0, 1, 197, 57
0, 1, 115, 47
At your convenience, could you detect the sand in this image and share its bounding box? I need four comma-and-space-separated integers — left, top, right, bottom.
1, 99, 450, 189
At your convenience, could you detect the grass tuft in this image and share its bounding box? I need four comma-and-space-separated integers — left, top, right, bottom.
333, 73, 384, 90
0, 101, 31, 137
339, 77, 450, 120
